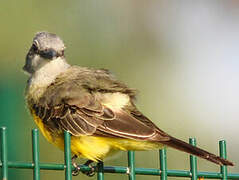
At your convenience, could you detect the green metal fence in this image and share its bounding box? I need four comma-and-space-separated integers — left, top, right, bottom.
0, 127, 239, 180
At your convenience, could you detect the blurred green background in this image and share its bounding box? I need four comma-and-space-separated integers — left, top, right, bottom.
0, 1, 239, 179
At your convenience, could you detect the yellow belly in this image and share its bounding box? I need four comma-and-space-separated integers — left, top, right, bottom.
32, 112, 163, 162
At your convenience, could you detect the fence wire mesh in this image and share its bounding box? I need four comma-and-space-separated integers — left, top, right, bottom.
0, 127, 239, 180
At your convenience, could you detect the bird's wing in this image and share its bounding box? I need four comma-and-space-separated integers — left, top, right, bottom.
33, 92, 170, 141
95, 108, 170, 141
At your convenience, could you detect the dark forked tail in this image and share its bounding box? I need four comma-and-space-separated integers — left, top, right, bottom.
162, 136, 234, 166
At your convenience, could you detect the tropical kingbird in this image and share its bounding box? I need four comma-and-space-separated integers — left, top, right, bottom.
23, 32, 233, 175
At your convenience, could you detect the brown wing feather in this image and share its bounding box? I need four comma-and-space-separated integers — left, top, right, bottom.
95, 110, 170, 141
32, 92, 170, 141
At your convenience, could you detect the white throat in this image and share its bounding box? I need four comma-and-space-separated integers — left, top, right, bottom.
30, 57, 70, 86
26, 57, 70, 100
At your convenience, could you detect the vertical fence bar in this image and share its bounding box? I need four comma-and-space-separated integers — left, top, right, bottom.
219, 140, 228, 180
97, 161, 104, 180
189, 138, 198, 180
64, 131, 72, 180
128, 151, 135, 180
159, 148, 167, 180
32, 129, 40, 180
0, 127, 8, 180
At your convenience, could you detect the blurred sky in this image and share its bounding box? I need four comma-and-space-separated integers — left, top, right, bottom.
0, 1, 239, 180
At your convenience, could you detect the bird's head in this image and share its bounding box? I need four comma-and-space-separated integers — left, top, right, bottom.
23, 31, 66, 75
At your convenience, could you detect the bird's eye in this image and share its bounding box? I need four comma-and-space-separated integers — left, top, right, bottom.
39, 49, 57, 59
32, 43, 38, 52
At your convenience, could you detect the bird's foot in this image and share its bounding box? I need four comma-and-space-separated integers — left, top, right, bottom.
82, 160, 95, 177
72, 155, 81, 176
71, 156, 95, 177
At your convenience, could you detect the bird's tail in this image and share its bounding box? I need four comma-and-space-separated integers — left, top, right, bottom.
162, 136, 234, 166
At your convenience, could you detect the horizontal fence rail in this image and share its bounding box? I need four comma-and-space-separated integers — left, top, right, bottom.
0, 127, 239, 180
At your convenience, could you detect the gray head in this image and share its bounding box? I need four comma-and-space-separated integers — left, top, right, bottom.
23, 31, 66, 74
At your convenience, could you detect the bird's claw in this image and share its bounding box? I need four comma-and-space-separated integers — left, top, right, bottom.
71, 158, 95, 177
72, 155, 80, 176
84, 164, 95, 177
72, 163, 81, 176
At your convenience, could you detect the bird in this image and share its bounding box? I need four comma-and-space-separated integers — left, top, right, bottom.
23, 31, 233, 175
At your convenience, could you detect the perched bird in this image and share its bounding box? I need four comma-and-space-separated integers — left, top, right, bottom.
23, 32, 233, 175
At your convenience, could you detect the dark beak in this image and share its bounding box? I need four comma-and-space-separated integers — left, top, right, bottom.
23, 51, 34, 74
